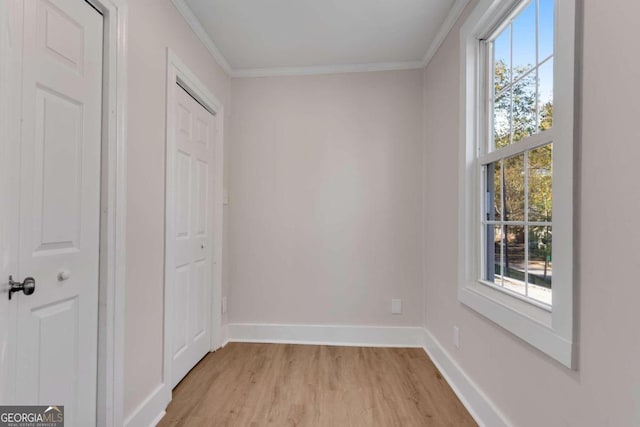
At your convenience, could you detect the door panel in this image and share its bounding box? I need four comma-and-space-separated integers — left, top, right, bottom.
173, 264, 190, 357
194, 160, 208, 236
14, 1, 103, 425
175, 150, 192, 239
171, 85, 214, 388
32, 298, 78, 403
33, 86, 83, 253
42, 3, 84, 72
191, 259, 207, 339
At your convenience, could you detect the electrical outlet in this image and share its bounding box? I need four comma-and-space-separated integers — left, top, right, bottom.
222, 296, 228, 314
391, 299, 402, 315
453, 325, 460, 349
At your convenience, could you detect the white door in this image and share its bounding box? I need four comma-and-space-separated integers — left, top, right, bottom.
170, 84, 215, 387
7, 0, 103, 425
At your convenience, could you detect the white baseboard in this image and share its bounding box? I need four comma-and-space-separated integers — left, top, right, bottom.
422, 329, 511, 427
148, 410, 166, 427
227, 322, 425, 347
123, 383, 170, 427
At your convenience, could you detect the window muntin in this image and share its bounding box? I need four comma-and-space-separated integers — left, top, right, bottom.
481, 0, 554, 307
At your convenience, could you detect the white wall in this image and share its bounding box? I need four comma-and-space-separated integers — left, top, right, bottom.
125, 0, 230, 419
422, 1, 640, 426
228, 71, 424, 327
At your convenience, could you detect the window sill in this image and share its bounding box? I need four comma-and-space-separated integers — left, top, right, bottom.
459, 281, 574, 368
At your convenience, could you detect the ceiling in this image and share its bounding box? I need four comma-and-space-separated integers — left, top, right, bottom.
173, 0, 468, 77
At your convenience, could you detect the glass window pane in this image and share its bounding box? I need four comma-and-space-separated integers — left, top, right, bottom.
512, 0, 536, 81
504, 225, 525, 295
538, 58, 553, 131
528, 226, 552, 304
493, 26, 511, 94
486, 224, 504, 286
504, 154, 525, 221
538, 0, 554, 60
493, 91, 512, 150
486, 161, 502, 221
512, 71, 537, 143
528, 144, 552, 222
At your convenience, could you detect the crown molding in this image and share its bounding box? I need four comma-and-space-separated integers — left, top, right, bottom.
171, 0, 233, 75
421, 0, 471, 67
232, 61, 425, 78
172, 0, 470, 78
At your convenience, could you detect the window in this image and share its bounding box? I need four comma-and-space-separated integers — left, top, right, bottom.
483, 0, 554, 308
459, 0, 576, 367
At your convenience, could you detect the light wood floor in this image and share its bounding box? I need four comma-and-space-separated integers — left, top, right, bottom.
158, 343, 476, 427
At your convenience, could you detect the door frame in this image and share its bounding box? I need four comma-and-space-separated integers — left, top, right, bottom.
163, 48, 225, 402
0, 1, 128, 426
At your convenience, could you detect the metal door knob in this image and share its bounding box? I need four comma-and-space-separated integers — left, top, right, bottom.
8, 275, 36, 300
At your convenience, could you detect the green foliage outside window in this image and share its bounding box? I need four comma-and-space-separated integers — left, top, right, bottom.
493, 60, 553, 286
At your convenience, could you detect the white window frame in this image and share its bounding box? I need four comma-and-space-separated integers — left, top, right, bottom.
458, 0, 576, 368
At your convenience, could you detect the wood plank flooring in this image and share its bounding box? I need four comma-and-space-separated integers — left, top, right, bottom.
158, 343, 476, 427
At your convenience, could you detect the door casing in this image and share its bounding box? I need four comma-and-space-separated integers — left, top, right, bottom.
163, 48, 225, 405
0, 1, 127, 426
